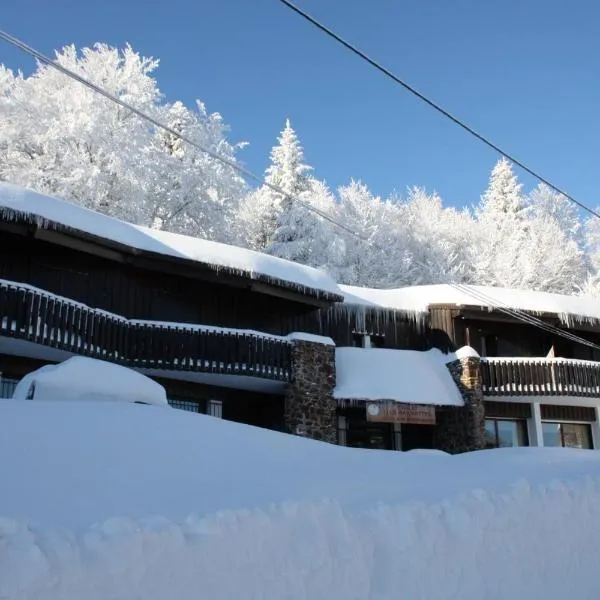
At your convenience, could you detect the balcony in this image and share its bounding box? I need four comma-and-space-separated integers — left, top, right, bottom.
481, 357, 600, 398
0, 280, 292, 382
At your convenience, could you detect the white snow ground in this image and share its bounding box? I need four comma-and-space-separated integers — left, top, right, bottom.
2, 401, 600, 599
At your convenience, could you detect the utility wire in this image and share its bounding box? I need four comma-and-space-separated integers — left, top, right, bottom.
1, 28, 598, 353
451, 283, 600, 352
278, 0, 600, 221
0, 29, 362, 240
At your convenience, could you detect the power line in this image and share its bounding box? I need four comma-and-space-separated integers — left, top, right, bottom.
0, 29, 362, 241
278, 0, 600, 221
451, 283, 600, 352
1, 29, 598, 354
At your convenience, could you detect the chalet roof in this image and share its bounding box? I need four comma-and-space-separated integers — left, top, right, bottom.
339, 283, 600, 328
0, 183, 342, 303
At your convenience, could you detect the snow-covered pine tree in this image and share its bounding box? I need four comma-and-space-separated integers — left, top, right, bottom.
266, 120, 323, 263
473, 159, 586, 292
236, 119, 316, 256
473, 158, 530, 287
478, 157, 527, 217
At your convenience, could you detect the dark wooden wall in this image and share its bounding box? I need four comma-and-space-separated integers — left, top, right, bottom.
430, 307, 600, 360
286, 304, 435, 350
0, 231, 315, 334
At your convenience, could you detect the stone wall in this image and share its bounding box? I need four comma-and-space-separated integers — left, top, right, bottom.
284, 338, 337, 444
436, 355, 486, 453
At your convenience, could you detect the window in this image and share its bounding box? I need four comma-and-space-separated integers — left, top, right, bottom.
168, 399, 200, 413
352, 332, 384, 348
352, 333, 365, 348
485, 418, 529, 449
207, 399, 223, 419
337, 416, 347, 446
542, 422, 593, 449
0, 376, 19, 399
370, 334, 385, 348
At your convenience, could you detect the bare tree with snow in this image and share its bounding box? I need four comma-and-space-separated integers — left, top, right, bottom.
0, 43, 245, 241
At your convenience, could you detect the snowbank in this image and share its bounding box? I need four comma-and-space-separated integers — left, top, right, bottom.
340, 282, 600, 327
0, 183, 340, 299
334, 347, 464, 405
11, 356, 168, 406
2, 401, 600, 599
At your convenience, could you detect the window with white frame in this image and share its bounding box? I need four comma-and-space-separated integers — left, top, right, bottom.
207, 399, 223, 419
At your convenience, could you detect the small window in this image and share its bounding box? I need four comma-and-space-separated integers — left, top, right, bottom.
484, 418, 529, 448
542, 422, 593, 449
352, 333, 364, 347
207, 399, 223, 419
168, 399, 200, 412
370, 334, 385, 348
0, 376, 19, 399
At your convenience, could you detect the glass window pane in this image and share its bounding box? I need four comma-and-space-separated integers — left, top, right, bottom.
485, 419, 528, 448
542, 422, 562, 447
497, 420, 522, 447
484, 419, 498, 448
561, 423, 593, 449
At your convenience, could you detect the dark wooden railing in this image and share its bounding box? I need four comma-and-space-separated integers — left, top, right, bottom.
481, 357, 600, 398
0, 281, 292, 381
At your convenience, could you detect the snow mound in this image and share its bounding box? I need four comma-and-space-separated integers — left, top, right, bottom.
0, 182, 340, 299
454, 345, 480, 360
334, 347, 464, 405
2, 402, 600, 599
340, 282, 600, 327
12, 356, 168, 406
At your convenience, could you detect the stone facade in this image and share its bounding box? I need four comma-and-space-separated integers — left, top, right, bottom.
436, 356, 486, 453
284, 338, 337, 444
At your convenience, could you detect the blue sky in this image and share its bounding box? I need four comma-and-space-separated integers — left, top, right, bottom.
2, 0, 599, 210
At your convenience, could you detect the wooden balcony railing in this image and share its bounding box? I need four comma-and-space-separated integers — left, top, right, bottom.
481, 357, 600, 398
0, 281, 292, 382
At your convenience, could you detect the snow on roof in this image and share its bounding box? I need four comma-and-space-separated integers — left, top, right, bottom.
12, 356, 168, 406
340, 283, 600, 327
0, 183, 341, 300
333, 347, 464, 406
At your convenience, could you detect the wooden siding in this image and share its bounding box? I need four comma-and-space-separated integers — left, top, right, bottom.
0, 230, 316, 334
430, 306, 600, 361
286, 305, 433, 350
540, 404, 596, 422
484, 400, 532, 419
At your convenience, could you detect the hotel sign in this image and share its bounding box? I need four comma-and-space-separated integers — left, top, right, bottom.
366, 403, 436, 425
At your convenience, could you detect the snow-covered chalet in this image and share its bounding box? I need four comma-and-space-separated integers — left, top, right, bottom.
2, 182, 600, 453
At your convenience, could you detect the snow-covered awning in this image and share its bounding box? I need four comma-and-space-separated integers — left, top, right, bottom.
339, 283, 600, 328
0, 183, 342, 303
333, 347, 464, 406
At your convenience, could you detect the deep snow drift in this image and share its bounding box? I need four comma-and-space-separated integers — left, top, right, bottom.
2, 401, 600, 599
11, 356, 168, 405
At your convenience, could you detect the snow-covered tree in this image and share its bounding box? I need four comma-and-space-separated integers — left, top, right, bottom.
401, 187, 476, 285
529, 183, 582, 243
330, 181, 415, 287
0, 43, 245, 240
237, 119, 314, 255
472, 159, 586, 292
477, 157, 527, 218
473, 158, 530, 286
